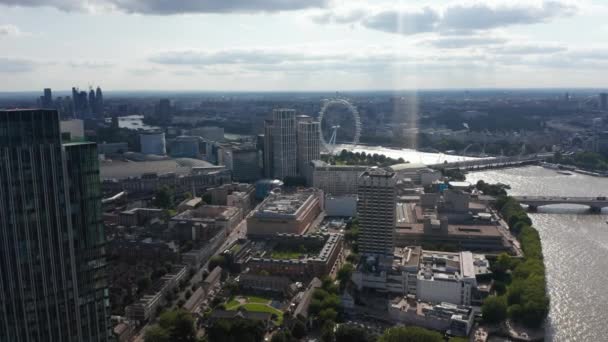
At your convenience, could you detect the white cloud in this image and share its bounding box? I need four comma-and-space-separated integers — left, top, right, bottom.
0, 57, 36, 72
424, 36, 508, 49
439, 1, 577, 31
487, 43, 567, 55
0, 0, 330, 14
312, 0, 578, 36
0, 24, 21, 36
362, 7, 440, 35
67, 60, 114, 68
148, 44, 606, 77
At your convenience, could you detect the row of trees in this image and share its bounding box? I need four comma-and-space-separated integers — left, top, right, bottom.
207, 318, 266, 342
344, 218, 360, 254
552, 151, 608, 171
308, 277, 341, 342
144, 309, 199, 342
323, 150, 405, 167
321, 320, 451, 342
475, 180, 510, 197
481, 196, 549, 328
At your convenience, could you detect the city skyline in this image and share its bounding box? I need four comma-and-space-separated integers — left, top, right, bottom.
0, 0, 608, 91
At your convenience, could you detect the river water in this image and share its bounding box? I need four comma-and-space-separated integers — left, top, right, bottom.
466, 166, 608, 342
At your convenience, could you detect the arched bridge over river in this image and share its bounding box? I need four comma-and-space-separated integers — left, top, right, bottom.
513, 196, 608, 213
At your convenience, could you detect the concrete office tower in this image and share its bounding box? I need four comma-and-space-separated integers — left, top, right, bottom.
263, 120, 274, 178
170, 135, 201, 158
600, 93, 608, 111
232, 146, 261, 183
0, 109, 110, 341
140, 132, 167, 155
296, 116, 321, 179
271, 109, 297, 180
357, 170, 397, 258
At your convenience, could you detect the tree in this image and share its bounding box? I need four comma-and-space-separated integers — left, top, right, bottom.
137, 277, 152, 293
291, 320, 307, 339
158, 309, 197, 342
335, 325, 373, 342
337, 263, 354, 287
208, 255, 226, 271
378, 326, 443, 342
144, 325, 170, 342
153, 186, 175, 209
493, 253, 512, 274
318, 308, 338, 324
449, 338, 469, 342
346, 253, 360, 264
309, 299, 322, 316
321, 321, 335, 342
207, 318, 265, 342
481, 296, 508, 324
270, 331, 291, 342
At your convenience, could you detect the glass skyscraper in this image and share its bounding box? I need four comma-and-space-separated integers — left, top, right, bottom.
0, 109, 110, 341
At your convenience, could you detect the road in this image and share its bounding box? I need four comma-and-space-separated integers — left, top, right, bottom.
131, 211, 251, 342
487, 209, 523, 257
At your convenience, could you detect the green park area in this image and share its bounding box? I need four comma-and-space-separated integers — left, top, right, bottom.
225, 296, 284, 325
269, 242, 322, 260
270, 250, 306, 260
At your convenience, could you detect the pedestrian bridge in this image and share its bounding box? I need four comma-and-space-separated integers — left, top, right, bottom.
513, 196, 608, 213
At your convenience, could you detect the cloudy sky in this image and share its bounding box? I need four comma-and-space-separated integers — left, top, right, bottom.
0, 0, 607, 91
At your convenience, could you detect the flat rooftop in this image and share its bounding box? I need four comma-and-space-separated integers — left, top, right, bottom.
396, 224, 503, 238
392, 246, 422, 270
100, 158, 215, 179
255, 191, 315, 216
388, 163, 428, 171
171, 205, 240, 222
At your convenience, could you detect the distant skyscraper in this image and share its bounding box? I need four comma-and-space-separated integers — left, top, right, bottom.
72, 87, 77, 98
140, 132, 167, 155
600, 93, 608, 111
271, 109, 297, 180
72, 87, 90, 118
357, 170, 397, 258
263, 119, 274, 178
0, 109, 110, 341
296, 116, 321, 179
156, 98, 172, 123
95, 86, 104, 118
41, 88, 53, 108
88, 88, 96, 116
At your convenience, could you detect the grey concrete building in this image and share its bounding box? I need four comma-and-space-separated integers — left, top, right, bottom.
357, 170, 397, 258
271, 109, 297, 180
296, 116, 321, 180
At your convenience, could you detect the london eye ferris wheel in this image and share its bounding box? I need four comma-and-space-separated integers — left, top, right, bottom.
318, 98, 362, 152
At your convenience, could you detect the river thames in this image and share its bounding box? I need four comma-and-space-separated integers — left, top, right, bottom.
467, 166, 608, 342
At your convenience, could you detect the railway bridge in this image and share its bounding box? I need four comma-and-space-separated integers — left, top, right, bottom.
430, 154, 553, 171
